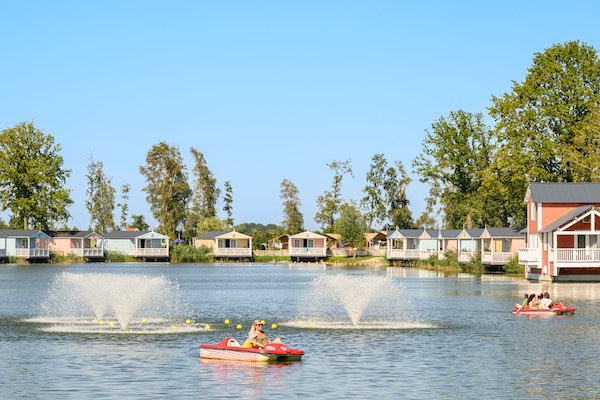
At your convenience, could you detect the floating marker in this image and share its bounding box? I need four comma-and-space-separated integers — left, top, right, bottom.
141, 318, 148, 323
271, 323, 278, 329
204, 324, 211, 330
185, 319, 191, 324
108, 321, 115, 327
236, 324, 242, 329
298, 320, 304, 325
308, 323, 314, 327
224, 319, 230, 325
260, 320, 266, 325
99, 320, 105, 325
171, 325, 177, 330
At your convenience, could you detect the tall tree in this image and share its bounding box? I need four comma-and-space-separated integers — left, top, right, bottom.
0, 121, 72, 229
489, 41, 600, 226
385, 160, 413, 229
85, 157, 116, 233
190, 148, 220, 218
130, 214, 149, 231
333, 202, 368, 257
412, 110, 496, 229
222, 181, 234, 228
117, 183, 130, 229
314, 159, 353, 232
361, 154, 388, 229
280, 179, 304, 234
139, 142, 191, 239
414, 180, 440, 229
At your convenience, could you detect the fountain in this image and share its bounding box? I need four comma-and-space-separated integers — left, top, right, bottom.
32, 272, 196, 333
294, 275, 427, 329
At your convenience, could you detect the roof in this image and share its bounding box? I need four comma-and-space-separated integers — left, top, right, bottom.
194, 230, 252, 240
525, 182, 600, 204
0, 229, 50, 238
103, 230, 167, 239
44, 230, 103, 239
289, 230, 327, 239
484, 227, 524, 238
539, 205, 594, 233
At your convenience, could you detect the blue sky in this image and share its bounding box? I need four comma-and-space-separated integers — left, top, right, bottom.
1, 1, 600, 231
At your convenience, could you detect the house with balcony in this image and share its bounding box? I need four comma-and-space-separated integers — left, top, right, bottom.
46, 230, 105, 260
193, 230, 253, 258
386, 229, 424, 261
519, 182, 600, 281
104, 230, 169, 261
289, 231, 327, 261
481, 227, 525, 266
1, 229, 50, 261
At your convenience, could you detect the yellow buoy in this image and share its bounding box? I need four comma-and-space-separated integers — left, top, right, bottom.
171, 325, 177, 330
236, 324, 242, 329
224, 319, 230, 325
271, 323, 278, 329
260, 319, 266, 325
298, 320, 304, 325
141, 318, 148, 323
185, 319, 191, 324
308, 323, 314, 327
108, 321, 115, 327
99, 320, 105, 325
204, 324, 211, 330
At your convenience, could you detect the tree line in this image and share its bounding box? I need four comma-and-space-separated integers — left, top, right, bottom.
1, 41, 600, 249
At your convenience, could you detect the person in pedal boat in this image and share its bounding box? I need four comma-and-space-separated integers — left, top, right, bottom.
242, 320, 282, 348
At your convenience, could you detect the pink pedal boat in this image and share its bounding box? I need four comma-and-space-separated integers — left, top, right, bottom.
512, 304, 576, 316
200, 337, 304, 362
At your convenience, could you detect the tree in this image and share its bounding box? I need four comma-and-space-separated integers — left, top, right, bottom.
130, 214, 149, 231
117, 184, 130, 229
314, 159, 353, 232
190, 148, 220, 218
412, 110, 496, 229
85, 157, 116, 233
280, 179, 304, 234
384, 160, 413, 229
333, 202, 368, 257
567, 106, 600, 181
222, 181, 234, 228
414, 180, 440, 229
139, 142, 191, 239
361, 154, 388, 229
489, 41, 600, 226
0, 121, 72, 229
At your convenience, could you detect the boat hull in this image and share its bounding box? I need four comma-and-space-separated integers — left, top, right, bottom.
200, 338, 304, 362
512, 305, 576, 316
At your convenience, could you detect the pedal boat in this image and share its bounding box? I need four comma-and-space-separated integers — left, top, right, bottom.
512, 304, 576, 316
200, 337, 304, 362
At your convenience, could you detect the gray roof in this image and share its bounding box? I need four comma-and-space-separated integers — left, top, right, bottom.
527, 182, 600, 203
0, 229, 44, 237
539, 205, 593, 233
44, 230, 101, 238
103, 230, 153, 239
195, 231, 231, 239
485, 227, 524, 238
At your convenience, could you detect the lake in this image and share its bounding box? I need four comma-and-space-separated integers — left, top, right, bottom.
1, 263, 599, 399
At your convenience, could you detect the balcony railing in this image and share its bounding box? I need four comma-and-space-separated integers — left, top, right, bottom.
518, 248, 539, 264
15, 248, 49, 258
482, 252, 513, 264
215, 248, 252, 257
130, 248, 169, 257
555, 248, 600, 263
289, 247, 327, 257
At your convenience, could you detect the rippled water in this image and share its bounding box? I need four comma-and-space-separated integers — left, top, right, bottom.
1, 263, 599, 399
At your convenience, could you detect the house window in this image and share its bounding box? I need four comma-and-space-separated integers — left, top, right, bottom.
530, 203, 536, 221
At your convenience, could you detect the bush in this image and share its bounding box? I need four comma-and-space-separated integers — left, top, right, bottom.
104, 251, 138, 263
502, 255, 524, 274
49, 251, 84, 264
170, 244, 213, 262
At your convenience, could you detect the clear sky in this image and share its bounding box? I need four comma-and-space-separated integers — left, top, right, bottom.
1, 1, 600, 231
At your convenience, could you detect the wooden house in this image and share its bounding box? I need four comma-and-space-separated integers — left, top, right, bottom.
0, 229, 50, 261
193, 231, 253, 258
103, 230, 169, 260
46, 230, 105, 260
519, 182, 600, 281
289, 231, 327, 261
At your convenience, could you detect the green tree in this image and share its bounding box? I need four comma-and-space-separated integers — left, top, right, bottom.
190, 148, 220, 218
117, 183, 130, 229
130, 214, 149, 231
223, 181, 234, 228
412, 110, 496, 229
85, 157, 116, 233
197, 216, 228, 234
139, 142, 191, 239
333, 202, 368, 257
567, 106, 600, 181
414, 180, 440, 229
280, 179, 304, 234
384, 160, 413, 229
0, 121, 72, 229
489, 41, 600, 226
315, 159, 353, 232
361, 154, 388, 229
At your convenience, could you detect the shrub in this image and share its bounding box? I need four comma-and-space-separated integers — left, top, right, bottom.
170, 244, 213, 262
502, 255, 524, 274
104, 251, 138, 263
49, 251, 84, 264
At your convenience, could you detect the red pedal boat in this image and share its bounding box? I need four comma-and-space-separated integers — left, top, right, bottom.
512, 304, 576, 316
200, 338, 304, 362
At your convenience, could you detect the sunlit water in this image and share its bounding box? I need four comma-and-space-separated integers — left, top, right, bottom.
1, 263, 600, 399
